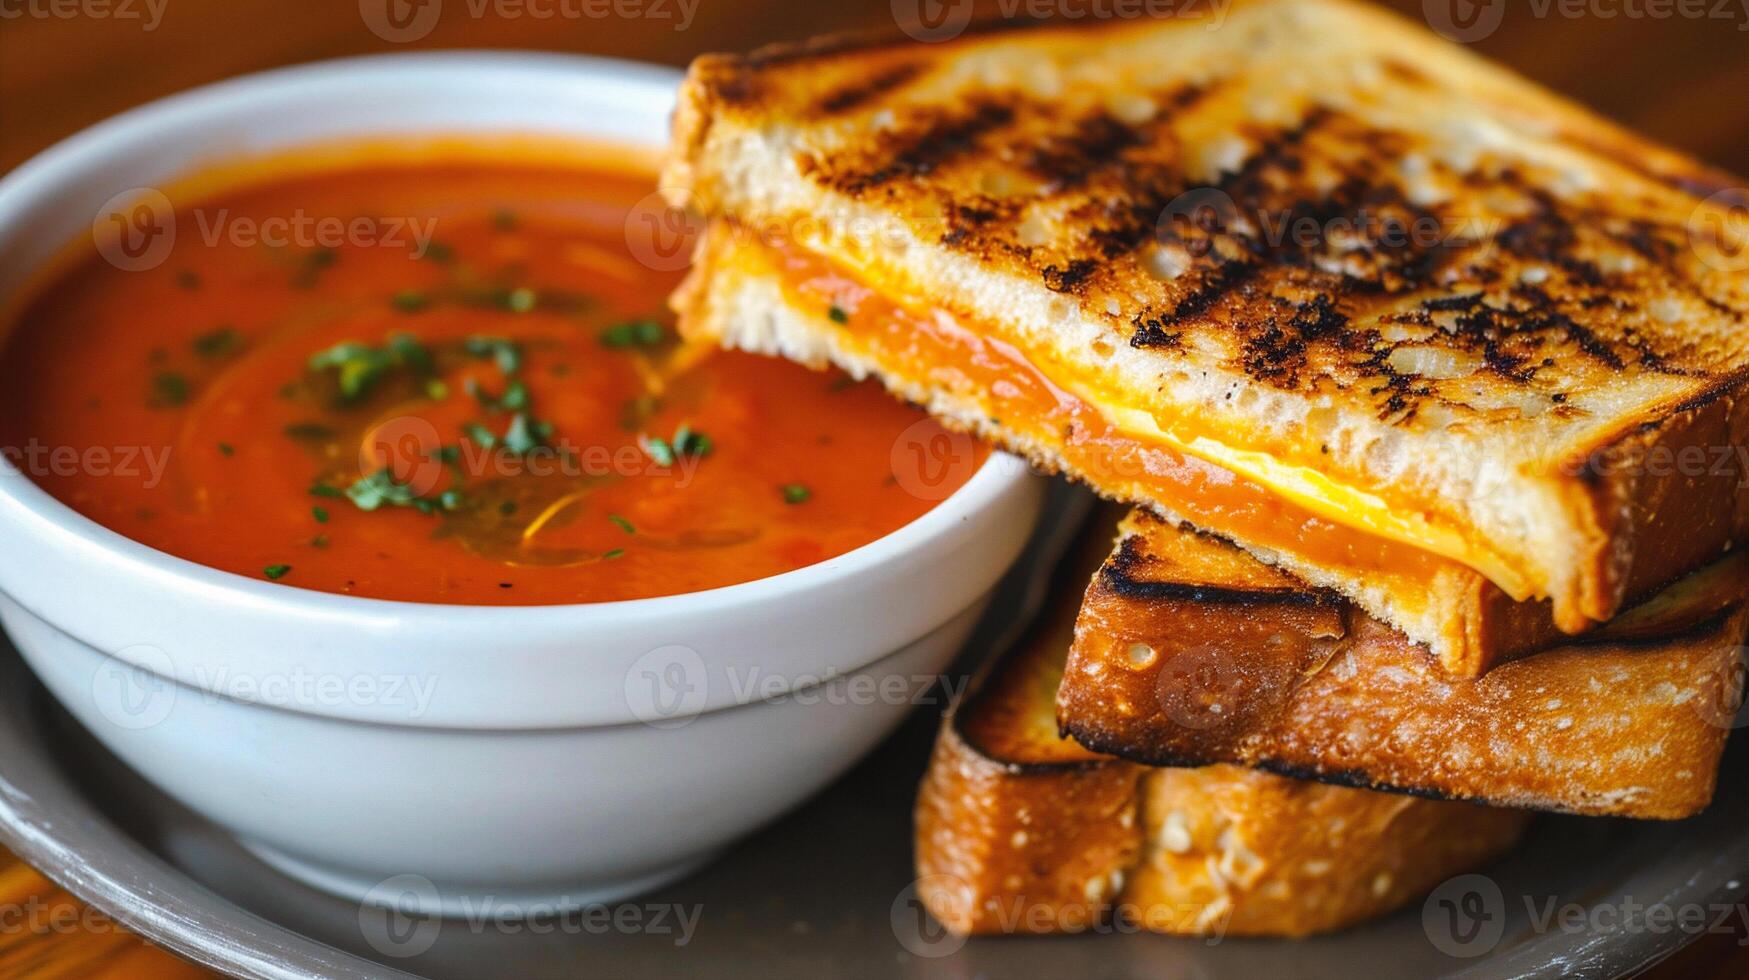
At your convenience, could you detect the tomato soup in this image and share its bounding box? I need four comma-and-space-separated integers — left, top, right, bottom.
0, 156, 983, 604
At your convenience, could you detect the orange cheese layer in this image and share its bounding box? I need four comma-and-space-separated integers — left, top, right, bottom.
760, 240, 1469, 593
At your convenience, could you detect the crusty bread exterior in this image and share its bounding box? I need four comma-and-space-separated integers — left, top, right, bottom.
667, 0, 1749, 658
916, 511, 1530, 938
1057, 511, 1749, 819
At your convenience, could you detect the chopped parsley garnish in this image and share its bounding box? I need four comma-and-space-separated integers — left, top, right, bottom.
603, 548, 626, 560
309, 483, 344, 499
498, 380, 530, 412
392, 290, 430, 313
175, 270, 201, 291
502, 413, 545, 455
217, 443, 235, 457
504, 288, 538, 314
312, 506, 330, 523
421, 241, 455, 264
192, 326, 242, 358
150, 372, 191, 408
308, 334, 432, 403
639, 434, 675, 467
672, 425, 713, 459
464, 336, 523, 375
425, 379, 450, 401
263, 564, 292, 581
344, 469, 423, 512
388, 333, 434, 374
828, 305, 850, 325
463, 422, 498, 450
782, 483, 812, 505
491, 209, 518, 230
499, 501, 518, 517
608, 514, 636, 535
600, 319, 669, 349
640, 425, 713, 467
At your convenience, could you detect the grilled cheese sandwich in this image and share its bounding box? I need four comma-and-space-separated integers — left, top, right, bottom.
666, 0, 1749, 674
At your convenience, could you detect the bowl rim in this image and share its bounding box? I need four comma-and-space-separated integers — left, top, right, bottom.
0, 50, 1037, 630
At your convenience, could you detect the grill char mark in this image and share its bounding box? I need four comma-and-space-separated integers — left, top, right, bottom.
823, 99, 1017, 196
931, 82, 1215, 290
814, 62, 924, 116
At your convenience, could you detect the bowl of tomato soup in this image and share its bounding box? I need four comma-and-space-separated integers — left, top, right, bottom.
0, 54, 1044, 912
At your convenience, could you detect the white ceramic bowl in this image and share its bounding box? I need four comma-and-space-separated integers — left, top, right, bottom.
0, 53, 1046, 914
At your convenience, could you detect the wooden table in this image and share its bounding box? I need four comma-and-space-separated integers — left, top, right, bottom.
1, 1, 1746, 976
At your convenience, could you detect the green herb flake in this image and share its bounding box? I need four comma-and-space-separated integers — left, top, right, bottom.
150, 372, 191, 408
263, 564, 293, 581
175, 270, 202, 291
671, 425, 713, 459
311, 534, 330, 549
505, 288, 538, 314
192, 326, 242, 358
491, 209, 518, 231
312, 506, 330, 524
502, 413, 544, 455
464, 336, 523, 375
499, 501, 518, 517
603, 548, 626, 561
308, 342, 392, 402
217, 442, 235, 457
607, 514, 636, 535
601, 319, 669, 350
640, 435, 676, 467
308, 335, 433, 403
388, 334, 434, 374
420, 241, 455, 264
392, 290, 430, 313
828, 305, 850, 325
463, 422, 498, 450
344, 469, 421, 513
438, 490, 465, 512
499, 380, 530, 412
425, 379, 451, 401
782, 483, 812, 505
309, 483, 344, 499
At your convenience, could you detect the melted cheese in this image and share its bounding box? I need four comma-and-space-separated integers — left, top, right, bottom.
1100, 403, 1534, 600
751, 235, 1541, 605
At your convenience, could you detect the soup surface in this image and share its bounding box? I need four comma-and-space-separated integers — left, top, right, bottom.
0, 156, 982, 603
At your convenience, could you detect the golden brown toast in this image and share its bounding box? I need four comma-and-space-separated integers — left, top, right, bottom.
915, 511, 1531, 938
667, 0, 1749, 676
1057, 511, 1749, 819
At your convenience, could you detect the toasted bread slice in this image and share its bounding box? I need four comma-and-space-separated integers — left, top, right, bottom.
667, 0, 1749, 674
1057, 511, 1749, 819
916, 511, 1531, 938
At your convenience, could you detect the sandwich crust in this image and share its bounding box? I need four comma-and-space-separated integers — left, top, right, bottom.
667, 0, 1749, 646
1056, 511, 1749, 819
916, 510, 1531, 938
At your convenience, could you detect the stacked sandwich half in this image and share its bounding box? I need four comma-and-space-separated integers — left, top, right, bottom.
664, 0, 1749, 937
